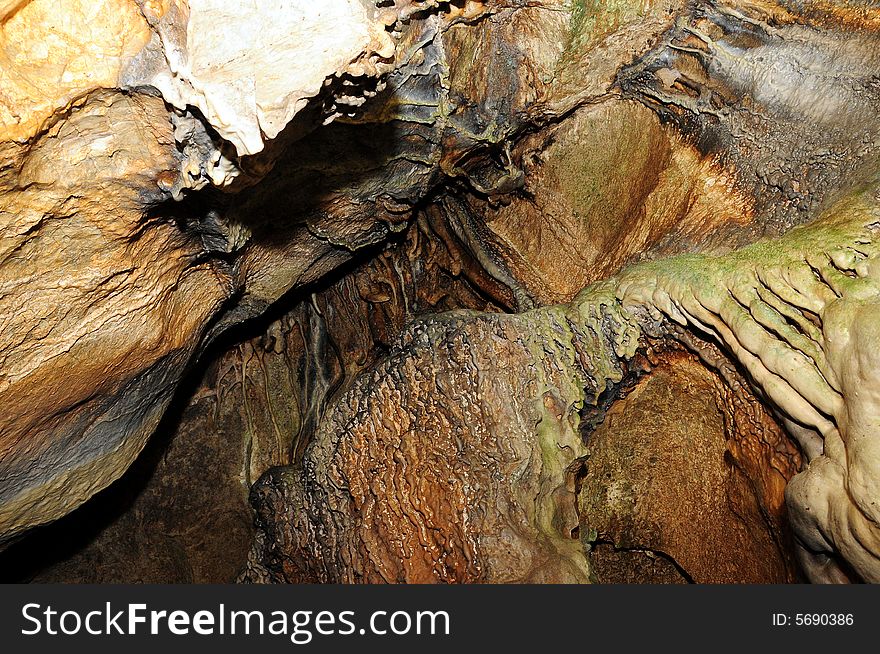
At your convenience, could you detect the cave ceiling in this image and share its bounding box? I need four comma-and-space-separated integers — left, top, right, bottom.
1, 0, 879, 584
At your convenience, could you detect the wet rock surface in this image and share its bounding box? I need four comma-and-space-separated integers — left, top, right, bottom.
579, 351, 800, 584
2, 0, 880, 584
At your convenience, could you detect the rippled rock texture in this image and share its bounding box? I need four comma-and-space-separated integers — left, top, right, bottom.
2, 0, 880, 584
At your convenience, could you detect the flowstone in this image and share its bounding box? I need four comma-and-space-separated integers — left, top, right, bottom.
245, 180, 880, 583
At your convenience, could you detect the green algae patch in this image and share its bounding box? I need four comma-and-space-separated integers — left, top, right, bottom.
564, 0, 651, 60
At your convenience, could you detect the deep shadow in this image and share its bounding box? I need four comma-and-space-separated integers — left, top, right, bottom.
0, 236, 400, 583
0, 81, 411, 582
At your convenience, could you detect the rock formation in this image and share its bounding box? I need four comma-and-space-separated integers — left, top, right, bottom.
1, 0, 879, 584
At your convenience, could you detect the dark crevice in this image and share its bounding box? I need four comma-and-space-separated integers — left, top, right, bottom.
589, 538, 697, 584
0, 233, 401, 583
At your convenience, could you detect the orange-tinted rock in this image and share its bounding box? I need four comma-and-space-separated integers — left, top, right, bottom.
578, 351, 801, 583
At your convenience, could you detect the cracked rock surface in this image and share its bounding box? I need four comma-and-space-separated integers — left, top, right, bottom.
2, 0, 880, 584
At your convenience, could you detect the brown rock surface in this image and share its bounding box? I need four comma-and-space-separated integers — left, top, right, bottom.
0, 0, 491, 545
0, 90, 230, 543
239, 306, 607, 584
1, 219, 504, 581
578, 350, 800, 583
0, 0, 879, 586
470, 100, 755, 304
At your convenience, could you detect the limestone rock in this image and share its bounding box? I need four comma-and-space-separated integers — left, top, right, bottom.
0, 0, 442, 545
139, 0, 398, 157
0, 91, 229, 543
579, 352, 800, 584
2, 0, 880, 587
0, 0, 151, 143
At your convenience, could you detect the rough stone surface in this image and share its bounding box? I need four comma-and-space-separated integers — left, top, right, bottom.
240, 302, 636, 583
1, 0, 880, 586
0, 0, 490, 545
1, 220, 504, 581
242, 184, 880, 584
579, 351, 800, 584
0, 0, 151, 142
471, 99, 755, 304
0, 90, 229, 543
139, 0, 397, 157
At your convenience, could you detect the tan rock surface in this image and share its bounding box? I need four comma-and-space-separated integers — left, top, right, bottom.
0, 0, 433, 544
1, 0, 879, 587
0, 0, 151, 143
579, 352, 800, 583
0, 91, 230, 541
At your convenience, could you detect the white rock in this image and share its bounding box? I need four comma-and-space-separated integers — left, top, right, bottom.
152, 0, 380, 156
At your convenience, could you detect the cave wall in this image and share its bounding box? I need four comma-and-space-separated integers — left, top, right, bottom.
1, 0, 880, 584
579, 347, 801, 583
1, 216, 506, 582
